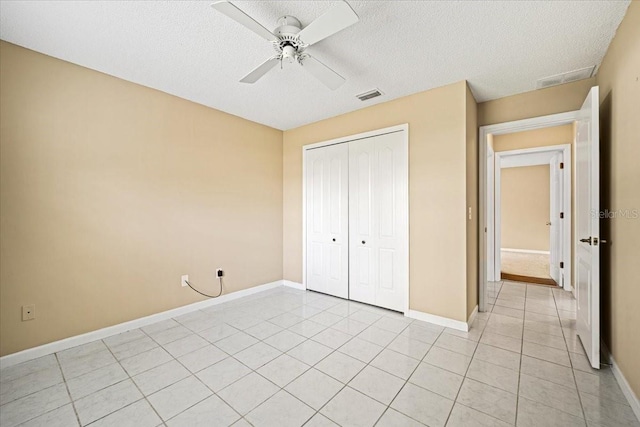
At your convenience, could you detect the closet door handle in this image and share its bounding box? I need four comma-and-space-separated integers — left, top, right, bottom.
332, 238, 336, 242
362, 240, 366, 245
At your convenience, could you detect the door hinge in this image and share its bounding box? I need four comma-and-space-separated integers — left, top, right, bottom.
560, 162, 564, 169
560, 262, 564, 269
560, 212, 564, 219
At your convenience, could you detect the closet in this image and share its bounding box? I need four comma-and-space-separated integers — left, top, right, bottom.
304, 127, 408, 312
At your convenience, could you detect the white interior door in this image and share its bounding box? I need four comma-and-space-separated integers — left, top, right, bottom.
576, 86, 600, 369
549, 153, 562, 284
349, 132, 408, 312
305, 144, 349, 298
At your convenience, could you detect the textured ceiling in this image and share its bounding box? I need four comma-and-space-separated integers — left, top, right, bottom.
0, 1, 630, 130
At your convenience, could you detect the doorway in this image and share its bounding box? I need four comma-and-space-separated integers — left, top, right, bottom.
479, 111, 581, 313
494, 145, 572, 287
479, 86, 602, 369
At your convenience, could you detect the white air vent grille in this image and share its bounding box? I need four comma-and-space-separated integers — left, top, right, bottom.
536, 66, 595, 90
356, 89, 383, 101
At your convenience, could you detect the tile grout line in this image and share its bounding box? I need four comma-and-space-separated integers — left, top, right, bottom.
300, 308, 412, 425
99, 335, 169, 427
484, 284, 585, 372
139, 297, 302, 425
0, 354, 80, 426
153, 289, 357, 425
449, 279, 525, 426
432, 323, 468, 427
554, 287, 589, 422
308, 294, 502, 424
504, 281, 596, 423
159, 288, 322, 421
514, 280, 527, 426
244, 291, 371, 426
373, 323, 447, 426
309, 318, 431, 427
55, 352, 83, 427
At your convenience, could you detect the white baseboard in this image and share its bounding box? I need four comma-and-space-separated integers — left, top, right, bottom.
282, 280, 305, 291
0, 280, 285, 369
468, 305, 479, 329
501, 248, 550, 255
407, 309, 469, 332
601, 344, 640, 421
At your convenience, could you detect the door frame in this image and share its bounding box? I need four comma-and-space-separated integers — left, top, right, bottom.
493, 144, 572, 290
479, 111, 580, 312
302, 123, 410, 314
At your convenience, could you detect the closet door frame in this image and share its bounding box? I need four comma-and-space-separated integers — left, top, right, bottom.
302, 123, 410, 314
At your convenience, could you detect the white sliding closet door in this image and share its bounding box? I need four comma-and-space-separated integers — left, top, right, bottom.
349, 132, 408, 312
305, 144, 349, 298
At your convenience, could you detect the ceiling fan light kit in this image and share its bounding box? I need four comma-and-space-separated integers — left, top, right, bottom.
211, 0, 359, 90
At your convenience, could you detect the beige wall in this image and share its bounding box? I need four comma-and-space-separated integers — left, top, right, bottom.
0, 42, 284, 356
478, 78, 595, 126
283, 81, 474, 322
466, 85, 479, 318
501, 165, 550, 251
493, 125, 574, 152
596, 0, 640, 397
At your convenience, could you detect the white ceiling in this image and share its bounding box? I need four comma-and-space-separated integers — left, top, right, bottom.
0, 1, 630, 130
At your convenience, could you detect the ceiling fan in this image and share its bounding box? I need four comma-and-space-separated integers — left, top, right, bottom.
211, 0, 359, 90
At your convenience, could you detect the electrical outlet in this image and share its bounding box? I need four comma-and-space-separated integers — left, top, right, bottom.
216, 269, 223, 278
181, 275, 189, 287
22, 304, 35, 321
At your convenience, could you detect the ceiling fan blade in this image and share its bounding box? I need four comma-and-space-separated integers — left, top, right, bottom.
297, 1, 359, 46
240, 57, 280, 83
301, 55, 345, 90
211, 1, 277, 42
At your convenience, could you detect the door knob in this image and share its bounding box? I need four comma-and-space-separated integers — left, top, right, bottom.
332, 238, 336, 242
362, 240, 366, 244
580, 237, 592, 245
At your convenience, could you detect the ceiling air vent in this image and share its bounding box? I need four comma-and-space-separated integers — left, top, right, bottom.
356, 89, 383, 101
536, 66, 595, 90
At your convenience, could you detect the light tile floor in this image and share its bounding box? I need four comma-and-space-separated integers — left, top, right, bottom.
1, 282, 639, 426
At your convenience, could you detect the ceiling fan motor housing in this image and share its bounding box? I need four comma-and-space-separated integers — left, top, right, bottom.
273, 15, 306, 62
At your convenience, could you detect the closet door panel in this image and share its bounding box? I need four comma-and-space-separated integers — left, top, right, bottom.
349, 132, 407, 312
305, 144, 348, 298
373, 132, 408, 312
307, 153, 325, 291
349, 140, 377, 305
